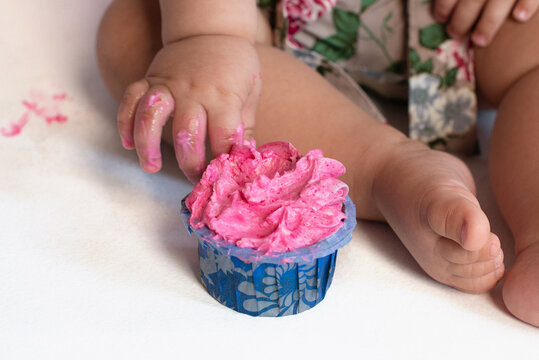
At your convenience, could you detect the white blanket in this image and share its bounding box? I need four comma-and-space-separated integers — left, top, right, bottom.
1, 1, 536, 359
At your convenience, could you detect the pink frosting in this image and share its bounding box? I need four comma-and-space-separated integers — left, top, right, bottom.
186, 141, 348, 254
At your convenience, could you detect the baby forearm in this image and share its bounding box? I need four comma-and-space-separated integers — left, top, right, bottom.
159, 0, 258, 45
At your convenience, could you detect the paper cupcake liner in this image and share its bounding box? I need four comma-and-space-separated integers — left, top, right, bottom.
181, 195, 356, 317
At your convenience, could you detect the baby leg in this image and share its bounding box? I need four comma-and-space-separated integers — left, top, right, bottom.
476, 14, 539, 327
254, 45, 502, 293
97, 0, 503, 293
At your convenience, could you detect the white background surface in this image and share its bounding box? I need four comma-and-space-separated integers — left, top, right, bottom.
1, 1, 537, 359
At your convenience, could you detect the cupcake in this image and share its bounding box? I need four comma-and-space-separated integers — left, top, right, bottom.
181, 140, 356, 316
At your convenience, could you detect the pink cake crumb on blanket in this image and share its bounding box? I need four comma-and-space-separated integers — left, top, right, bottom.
186, 139, 349, 254
1, 89, 69, 138
0, 113, 30, 137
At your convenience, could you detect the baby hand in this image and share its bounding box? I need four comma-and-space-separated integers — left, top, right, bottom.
433, 0, 539, 46
117, 35, 262, 182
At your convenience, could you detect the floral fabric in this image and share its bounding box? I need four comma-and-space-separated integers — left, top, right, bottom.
258, 0, 478, 153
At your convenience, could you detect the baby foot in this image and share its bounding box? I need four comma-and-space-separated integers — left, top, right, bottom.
371, 142, 505, 293
502, 241, 539, 327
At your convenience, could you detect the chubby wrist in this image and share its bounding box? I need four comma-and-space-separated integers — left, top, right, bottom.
160, 0, 258, 45
163, 29, 258, 46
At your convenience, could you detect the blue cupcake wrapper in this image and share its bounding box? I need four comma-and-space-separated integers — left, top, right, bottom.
181, 195, 356, 316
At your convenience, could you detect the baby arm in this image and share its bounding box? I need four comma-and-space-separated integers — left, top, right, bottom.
433, 0, 539, 46
117, 0, 262, 183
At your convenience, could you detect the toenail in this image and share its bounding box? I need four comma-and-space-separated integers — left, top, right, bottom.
490, 243, 499, 257
494, 252, 503, 267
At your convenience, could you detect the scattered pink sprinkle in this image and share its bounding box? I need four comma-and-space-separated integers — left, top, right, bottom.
1, 89, 70, 138
22, 100, 45, 116
45, 114, 68, 125
22, 100, 37, 110
52, 93, 67, 101
0, 113, 30, 137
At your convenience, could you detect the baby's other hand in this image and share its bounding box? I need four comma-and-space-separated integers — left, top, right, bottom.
117, 35, 262, 183
433, 0, 539, 47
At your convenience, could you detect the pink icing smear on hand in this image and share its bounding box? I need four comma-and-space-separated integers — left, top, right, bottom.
146, 94, 162, 107
186, 141, 349, 254
1, 90, 69, 138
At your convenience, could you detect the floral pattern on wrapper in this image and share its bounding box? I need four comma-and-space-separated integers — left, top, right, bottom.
198, 239, 337, 316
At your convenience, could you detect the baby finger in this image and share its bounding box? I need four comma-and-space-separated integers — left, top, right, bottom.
133, 86, 175, 173
513, 0, 539, 21
117, 79, 149, 149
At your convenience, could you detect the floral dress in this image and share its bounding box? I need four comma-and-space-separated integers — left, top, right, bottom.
259, 0, 478, 154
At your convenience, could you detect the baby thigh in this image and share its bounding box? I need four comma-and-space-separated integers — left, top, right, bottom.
477, 9, 539, 253
474, 11, 539, 225
474, 13, 539, 106
475, 12, 539, 327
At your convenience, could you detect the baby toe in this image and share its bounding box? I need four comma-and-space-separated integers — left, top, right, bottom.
423, 185, 491, 251
437, 233, 501, 264
449, 264, 505, 294
435, 234, 504, 293
448, 251, 504, 279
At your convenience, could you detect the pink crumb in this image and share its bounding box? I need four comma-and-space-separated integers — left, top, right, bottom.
2, 90, 70, 138
45, 114, 68, 125
52, 93, 68, 101
22, 100, 46, 117
22, 100, 37, 110
1, 112, 30, 137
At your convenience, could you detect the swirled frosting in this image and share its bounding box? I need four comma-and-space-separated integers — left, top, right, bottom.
186, 141, 348, 254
